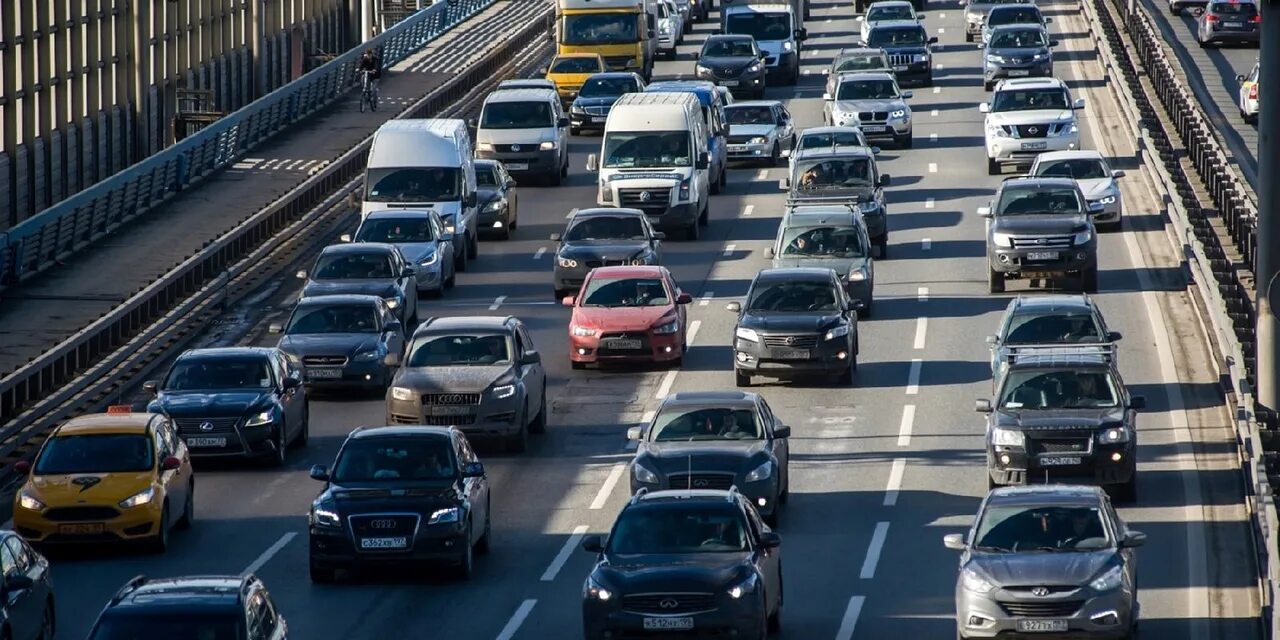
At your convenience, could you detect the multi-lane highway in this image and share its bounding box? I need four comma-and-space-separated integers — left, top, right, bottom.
33, 0, 1260, 637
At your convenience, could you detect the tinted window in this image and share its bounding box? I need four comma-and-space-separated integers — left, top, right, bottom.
561, 15, 637, 45
333, 437, 456, 481
989, 7, 1041, 24
3, 538, 28, 573
1005, 310, 1104, 344
608, 503, 750, 553
579, 76, 639, 97
481, 101, 554, 129
990, 28, 1048, 47
1210, 2, 1257, 14
312, 252, 395, 279
996, 187, 1083, 215
165, 358, 272, 390
795, 158, 874, 189
365, 167, 460, 202
835, 55, 889, 72
36, 434, 155, 474
867, 4, 915, 20
798, 131, 865, 149
747, 279, 839, 312
782, 225, 867, 257
991, 87, 1069, 111
725, 13, 792, 40
602, 131, 692, 168
836, 78, 899, 100
650, 407, 761, 441
1035, 158, 1109, 180
286, 305, 380, 334
703, 38, 757, 57
975, 505, 1109, 551
407, 334, 512, 367
725, 106, 774, 124
356, 218, 436, 243
476, 164, 500, 186
581, 277, 671, 307
88, 613, 244, 640
551, 55, 605, 73
867, 26, 927, 46
999, 369, 1119, 409
565, 216, 647, 241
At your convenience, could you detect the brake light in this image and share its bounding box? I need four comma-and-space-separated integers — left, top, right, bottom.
107, 405, 132, 414
1205, 13, 1219, 21
1251, 14, 1262, 22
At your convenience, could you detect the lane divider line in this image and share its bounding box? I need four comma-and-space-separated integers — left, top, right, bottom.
755, 169, 769, 180
834, 595, 866, 640
541, 525, 589, 581
742, 204, 755, 216
590, 463, 627, 510
859, 522, 890, 578
243, 532, 296, 576
913, 316, 928, 349
936, 27, 945, 33
686, 319, 702, 346
918, 286, 929, 301
655, 369, 679, 400
884, 458, 906, 506
936, 63, 944, 70
723, 244, 737, 257
906, 359, 922, 395
921, 238, 932, 251
533, 247, 546, 260
930, 132, 938, 143
930, 109, 939, 117
699, 291, 714, 306
495, 599, 537, 640
928, 162, 938, 173
925, 198, 935, 209
932, 86, 940, 94
897, 404, 915, 446
489, 296, 506, 311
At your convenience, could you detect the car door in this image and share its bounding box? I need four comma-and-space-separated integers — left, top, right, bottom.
153, 423, 181, 528
776, 104, 795, 149
455, 435, 488, 544
743, 500, 782, 603
0, 536, 38, 640
759, 398, 789, 486
1103, 499, 1137, 584
644, 217, 664, 263
381, 301, 406, 358
272, 352, 301, 435
391, 251, 418, 315
515, 324, 546, 415
665, 269, 687, 331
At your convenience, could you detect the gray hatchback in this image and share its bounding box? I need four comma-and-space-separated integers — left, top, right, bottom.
1196, 0, 1260, 46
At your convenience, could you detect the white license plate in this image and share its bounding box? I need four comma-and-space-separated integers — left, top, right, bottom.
722, 80, 739, 86
429, 405, 473, 416
1008, 69, 1032, 76
729, 145, 748, 152
1040, 456, 1081, 466
591, 116, 607, 123
359, 537, 409, 549
1224, 21, 1243, 27
606, 339, 643, 350
643, 617, 694, 630
307, 368, 342, 379
506, 162, 529, 170
1021, 141, 1048, 151
893, 65, 910, 71
1017, 619, 1069, 632
861, 125, 887, 133
187, 437, 227, 448
1026, 251, 1059, 261
771, 348, 811, 360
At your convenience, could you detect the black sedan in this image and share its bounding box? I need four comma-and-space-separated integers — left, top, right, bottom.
297, 243, 419, 325
145, 346, 308, 466
569, 72, 647, 135
308, 426, 492, 582
270, 294, 406, 393
0, 530, 55, 640
695, 35, 768, 98
552, 208, 665, 299
476, 159, 519, 240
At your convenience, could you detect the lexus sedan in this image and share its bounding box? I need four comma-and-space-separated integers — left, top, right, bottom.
271, 294, 406, 393
564, 266, 693, 368
297, 243, 418, 325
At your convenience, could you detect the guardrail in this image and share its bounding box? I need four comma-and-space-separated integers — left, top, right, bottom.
1078, 0, 1278, 634
0, 0, 496, 293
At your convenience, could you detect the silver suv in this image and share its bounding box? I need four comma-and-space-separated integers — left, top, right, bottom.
823, 72, 914, 148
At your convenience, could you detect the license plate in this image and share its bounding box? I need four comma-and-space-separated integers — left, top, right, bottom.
606, 339, 643, 350
1021, 141, 1048, 150
1224, 21, 1242, 27
506, 162, 529, 171
1026, 251, 1059, 261
1008, 69, 1031, 76
1017, 619, 1069, 632
591, 116, 607, 123
187, 437, 227, 448
429, 405, 473, 416
359, 536, 409, 549
1040, 456, 1081, 466
893, 65, 910, 71
59, 523, 104, 535
729, 145, 748, 152
861, 125, 887, 133
307, 368, 342, 379
643, 617, 694, 630
722, 80, 739, 86
771, 348, 811, 360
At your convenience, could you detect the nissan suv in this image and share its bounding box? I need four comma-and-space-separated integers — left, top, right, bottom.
981, 77, 1084, 174
980, 176, 1101, 293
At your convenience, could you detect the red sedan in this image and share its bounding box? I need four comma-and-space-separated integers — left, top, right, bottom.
562, 266, 693, 369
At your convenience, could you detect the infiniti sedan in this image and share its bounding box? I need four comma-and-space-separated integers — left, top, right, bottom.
271, 294, 406, 393
297, 243, 418, 325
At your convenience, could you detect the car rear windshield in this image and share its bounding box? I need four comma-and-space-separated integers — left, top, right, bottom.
1210, 2, 1257, 14
313, 252, 395, 279
867, 26, 926, 46
357, 218, 435, 243
975, 505, 1109, 552
334, 437, 456, 482
581, 277, 671, 307
990, 29, 1048, 47
996, 187, 1082, 215
747, 279, 839, 312
795, 158, 874, 189
703, 38, 756, 57
609, 503, 750, 554
36, 434, 154, 475
365, 167, 461, 202
991, 87, 1069, 111
1035, 158, 1108, 180
834, 55, 888, 73
287, 305, 380, 335
407, 334, 512, 366
579, 76, 639, 97
999, 369, 1119, 409
565, 216, 647, 241
836, 79, 899, 100
89, 613, 244, 640
725, 105, 774, 125
651, 407, 760, 441
867, 5, 915, 21
481, 101, 554, 129
782, 226, 867, 258
165, 358, 272, 390
1005, 311, 1104, 344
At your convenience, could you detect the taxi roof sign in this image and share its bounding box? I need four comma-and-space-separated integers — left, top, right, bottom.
106, 405, 133, 415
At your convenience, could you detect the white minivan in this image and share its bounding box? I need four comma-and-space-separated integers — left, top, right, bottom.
475, 88, 570, 185
586, 92, 711, 241
363, 119, 480, 271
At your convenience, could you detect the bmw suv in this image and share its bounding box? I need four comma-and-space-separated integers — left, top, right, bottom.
981, 77, 1084, 174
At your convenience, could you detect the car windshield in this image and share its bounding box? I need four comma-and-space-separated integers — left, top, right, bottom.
89, 613, 244, 640
799, 131, 866, 149
868, 5, 915, 20
989, 7, 1041, 24
1005, 311, 1104, 344
651, 407, 761, 441
703, 38, 757, 56
579, 76, 638, 97
481, 101, 554, 129
867, 27, 927, 46
725, 106, 774, 125
835, 55, 889, 72
36, 434, 154, 475
991, 28, 1048, 47
365, 167, 461, 202
561, 14, 638, 44
837, 79, 899, 100
287, 305, 380, 334
999, 369, 1120, 409
996, 187, 1083, 215
356, 217, 435, 243
476, 164, 500, 186
992, 87, 1070, 111
1036, 158, 1109, 179
782, 226, 867, 258
551, 55, 605, 73
602, 131, 692, 168
581, 277, 671, 307
747, 280, 840, 312
406, 334, 511, 367
795, 158, 874, 189
974, 505, 1110, 552
608, 503, 751, 554
164, 358, 272, 390
565, 216, 647, 241
333, 437, 456, 482
726, 12, 792, 40
1210, 1, 1257, 14
312, 252, 396, 279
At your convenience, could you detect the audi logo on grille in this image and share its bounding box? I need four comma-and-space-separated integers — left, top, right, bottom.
370, 519, 397, 529
639, 191, 652, 202
200, 421, 214, 431
439, 394, 467, 404
511, 143, 522, 152
693, 479, 710, 488
659, 599, 680, 609
1027, 126, 1040, 134
1031, 586, 1050, 597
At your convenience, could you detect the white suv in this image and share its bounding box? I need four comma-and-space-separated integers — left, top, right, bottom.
979, 77, 1084, 175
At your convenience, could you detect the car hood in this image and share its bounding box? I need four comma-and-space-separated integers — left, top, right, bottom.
598, 552, 752, 591
574, 305, 677, 332
993, 407, 1126, 429
728, 124, 778, 138
739, 311, 844, 332
279, 333, 383, 357
560, 241, 651, 261
322, 479, 461, 514
477, 186, 503, 205
640, 440, 770, 475
28, 471, 153, 504
549, 72, 594, 89
770, 255, 871, 277
302, 279, 400, 299
992, 214, 1088, 234
1078, 178, 1116, 199
392, 365, 511, 394
700, 55, 758, 70
478, 128, 556, 146
967, 549, 1115, 587
987, 46, 1050, 58
154, 390, 272, 418
832, 98, 907, 113
573, 95, 623, 109
987, 109, 1074, 126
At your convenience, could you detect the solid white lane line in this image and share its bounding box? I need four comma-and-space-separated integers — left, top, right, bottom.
742, 204, 755, 216
918, 286, 929, 301
802, 68, 811, 75
884, 458, 906, 506
860, 522, 890, 578
925, 198, 935, 209
913, 317, 928, 349
755, 169, 769, 180
930, 132, 938, 142
533, 247, 547, 259
928, 162, 937, 173
489, 296, 506, 311
495, 599, 538, 640
243, 532, 296, 576
686, 319, 702, 346
921, 238, 932, 250
930, 109, 939, 117
897, 404, 915, 446
937, 27, 945, 33
541, 525, 589, 581
566, 207, 579, 218
906, 359, 922, 395
700, 291, 714, 306
940, 12, 947, 17
655, 369, 679, 399
834, 596, 866, 640
936, 63, 944, 70
590, 463, 627, 510
933, 86, 940, 94
723, 244, 737, 257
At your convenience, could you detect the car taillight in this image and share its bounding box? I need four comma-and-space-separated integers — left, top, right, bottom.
1251, 14, 1262, 22
1205, 13, 1219, 21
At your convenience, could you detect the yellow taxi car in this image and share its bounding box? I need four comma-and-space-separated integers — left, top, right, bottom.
543, 53, 608, 104
12, 409, 195, 552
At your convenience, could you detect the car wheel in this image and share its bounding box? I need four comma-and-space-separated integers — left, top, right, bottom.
468, 234, 479, 260
297, 404, 310, 446
309, 557, 337, 583
768, 578, 783, 632
177, 481, 194, 530
769, 143, 781, 167
570, 125, 581, 135
988, 264, 1006, 293
1170, 4, 1181, 14
455, 251, 467, 273
476, 500, 493, 554
445, 265, 456, 289
508, 418, 529, 453
858, 299, 873, 318
529, 390, 548, 435
698, 202, 709, 226
38, 599, 54, 640
898, 132, 913, 149
965, 31, 974, 42
1081, 266, 1099, 293
270, 430, 288, 467
876, 237, 888, 259
836, 359, 855, 386
735, 369, 751, 387
684, 220, 700, 241
711, 170, 723, 195
455, 526, 475, 580
149, 505, 170, 553
984, 80, 994, 91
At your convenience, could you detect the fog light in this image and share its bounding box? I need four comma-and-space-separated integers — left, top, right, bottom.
999, 453, 1011, 465
364, 374, 372, 381
998, 254, 1011, 263
1111, 452, 1123, 462
757, 497, 766, 506
1077, 251, 1088, 260
1090, 611, 1119, 626
492, 221, 503, 228
663, 346, 672, 353
836, 351, 848, 360
736, 351, 749, 362
444, 540, 454, 547
968, 615, 988, 627
577, 348, 587, 355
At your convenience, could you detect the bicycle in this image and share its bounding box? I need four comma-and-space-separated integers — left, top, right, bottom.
359, 70, 379, 113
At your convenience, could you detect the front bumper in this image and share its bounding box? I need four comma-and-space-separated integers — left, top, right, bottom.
631, 474, 780, 516
413, 263, 444, 291
658, 32, 678, 51
832, 117, 910, 141
478, 205, 512, 231
726, 140, 774, 162
765, 50, 799, 75
984, 61, 1053, 82
583, 593, 765, 639
989, 246, 1096, 276
476, 148, 561, 177
570, 109, 612, 129
694, 68, 766, 92
15, 500, 166, 544
733, 335, 855, 378
956, 583, 1135, 639
987, 133, 1080, 163
845, 279, 873, 307
987, 439, 1136, 487
891, 60, 933, 82
556, 86, 585, 104
863, 211, 887, 241
309, 523, 470, 570
386, 394, 524, 436
643, 202, 700, 231
570, 330, 684, 364
1088, 199, 1123, 225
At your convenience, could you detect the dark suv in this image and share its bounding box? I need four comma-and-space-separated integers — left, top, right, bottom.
986, 294, 1121, 380
863, 21, 937, 86
727, 267, 860, 387
85, 574, 287, 640
977, 347, 1145, 501
980, 176, 1102, 294
580, 488, 783, 640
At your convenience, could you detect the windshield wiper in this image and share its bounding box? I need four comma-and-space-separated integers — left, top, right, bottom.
973, 544, 1013, 553
1031, 546, 1076, 553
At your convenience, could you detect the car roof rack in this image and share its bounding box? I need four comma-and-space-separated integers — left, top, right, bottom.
111, 575, 149, 604
1006, 342, 1115, 363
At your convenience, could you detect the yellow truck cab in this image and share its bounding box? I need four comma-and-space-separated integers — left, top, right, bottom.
544, 53, 609, 105
556, 0, 659, 82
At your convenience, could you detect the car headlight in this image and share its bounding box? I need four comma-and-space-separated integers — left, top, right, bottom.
540, 141, 557, 151
991, 426, 1025, 447
311, 507, 340, 527
1089, 565, 1124, 592
585, 576, 613, 601
630, 252, 654, 265
1098, 426, 1131, 444
783, 41, 794, 51
483, 200, 505, 213
420, 251, 439, 267
991, 231, 1014, 247
1096, 195, 1117, 205
749, 63, 762, 72
571, 103, 586, 113
477, 142, 494, 151
1073, 229, 1094, 245
428, 507, 461, 524
696, 64, 711, 73
17, 492, 45, 511
679, 178, 691, 201
735, 327, 759, 342
914, 53, 929, 62
652, 318, 680, 335
383, 297, 401, 310
986, 123, 1009, 138
245, 409, 274, 426
986, 54, 1006, 64
118, 487, 156, 509
859, 200, 881, 213
558, 256, 579, 268
600, 186, 614, 203
961, 567, 996, 594
573, 326, 598, 337
492, 384, 516, 399
749, 136, 768, 145
1050, 121, 1079, 137
824, 324, 850, 341
391, 386, 416, 402
848, 268, 868, 282
728, 572, 759, 599
633, 463, 659, 484
745, 461, 773, 482
1034, 51, 1050, 60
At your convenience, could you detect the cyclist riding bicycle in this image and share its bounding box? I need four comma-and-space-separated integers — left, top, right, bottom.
357, 48, 382, 93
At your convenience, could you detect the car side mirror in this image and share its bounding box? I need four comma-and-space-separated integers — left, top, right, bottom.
339, 233, 352, 242
462, 461, 486, 478
975, 399, 993, 413
1044, 17, 1053, 22
759, 531, 782, 548
268, 322, 284, 334
977, 206, 992, 218
978, 103, 990, 113
161, 456, 182, 471
581, 535, 605, 553
4, 575, 33, 593
648, 29, 656, 37
1073, 98, 1087, 109
943, 533, 966, 550
1130, 396, 1147, 410
283, 377, 302, 390
1049, 39, 1060, 47
296, 269, 308, 279
696, 152, 709, 170
918, 13, 925, 19
538, 67, 549, 75
520, 350, 542, 365
1121, 531, 1147, 548
653, 232, 666, 240
562, 295, 577, 307
402, 267, 416, 278
550, 232, 563, 241
586, 154, 599, 172
871, 146, 881, 155
774, 425, 791, 438
310, 464, 330, 481
725, 301, 742, 312
506, 178, 517, 187
902, 91, 914, 99
143, 380, 159, 395
759, 52, 768, 59
1236, 73, 1247, 82
850, 299, 865, 311
1111, 169, 1126, 178
465, 193, 477, 208
779, 178, 790, 190
765, 247, 775, 258
558, 117, 570, 128
928, 36, 938, 44
822, 92, 832, 101
795, 29, 808, 40
627, 426, 643, 440
1193, 6, 1204, 15
383, 352, 402, 367
677, 292, 693, 304
13, 461, 30, 475
878, 174, 892, 187
1108, 331, 1123, 341
986, 334, 999, 345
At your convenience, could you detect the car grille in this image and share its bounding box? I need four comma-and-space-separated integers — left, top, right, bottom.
584, 259, 628, 269
618, 187, 672, 213
1029, 438, 1091, 454
604, 56, 633, 69
1009, 235, 1074, 250
584, 105, 611, 116
622, 593, 717, 615
999, 600, 1085, 617
348, 514, 419, 551
762, 334, 820, 349
421, 393, 481, 405
174, 417, 240, 435
43, 506, 121, 522
1003, 585, 1080, 596
714, 67, 742, 78
887, 53, 913, 66
491, 144, 541, 154
1014, 124, 1050, 138
303, 355, 348, 367
667, 473, 736, 491
420, 414, 477, 426
598, 332, 651, 356
764, 56, 777, 64
727, 135, 756, 144
858, 111, 889, 123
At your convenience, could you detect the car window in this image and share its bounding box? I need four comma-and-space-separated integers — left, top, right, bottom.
991, 87, 1070, 112
703, 38, 757, 57
608, 503, 751, 553
990, 28, 1048, 47
999, 369, 1120, 409
795, 158, 874, 189
0, 544, 14, 577
1034, 158, 1108, 179
511, 327, 525, 355
781, 225, 868, 258
974, 504, 1110, 551
650, 407, 761, 441
579, 76, 639, 97
836, 78, 899, 100
989, 7, 1041, 23
1005, 311, 1105, 344
333, 437, 457, 481
88, 613, 244, 640
35, 434, 155, 474
517, 325, 536, 351
725, 105, 775, 125
581, 277, 671, 307
1209, 1, 1257, 13
866, 27, 927, 46
565, 215, 647, 240
835, 55, 888, 72
758, 399, 777, 433
356, 218, 436, 243
286, 305, 380, 335
551, 56, 603, 73
747, 279, 840, 312
153, 427, 170, 460
165, 358, 272, 390
799, 131, 866, 149
481, 101, 555, 129
4, 538, 30, 574
406, 334, 512, 366
312, 252, 395, 279
868, 4, 914, 20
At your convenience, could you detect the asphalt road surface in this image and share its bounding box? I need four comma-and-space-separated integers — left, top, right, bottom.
33, 0, 1260, 638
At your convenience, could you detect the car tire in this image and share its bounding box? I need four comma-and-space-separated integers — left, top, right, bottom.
309, 557, 337, 583
984, 80, 995, 91
987, 157, 1000, 175
529, 390, 548, 435
571, 125, 581, 136
149, 505, 170, 553
572, 361, 587, 370
711, 169, 724, 195
38, 599, 54, 640
898, 132, 913, 149
698, 202, 709, 227
988, 264, 1006, 293
735, 369, 751, 387
445, 265, 457, 289
476, 501, 493, 554
858, 299, 873, 318
455, 251, 467, 273
1170, 4, 1181, 14
1081, 266, 1099, 293
177, 481, 194, 530
836, 359, 855, 386
965, 31, 974, 42
468, 233, 479, 260
508, 419, 529, 453
455, 527, 475, 580
876, 237, 888, 259
768, 578, 783, 632
297, 404, 310, 446
769, 143, 781, 167
684, 220, 700, 241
